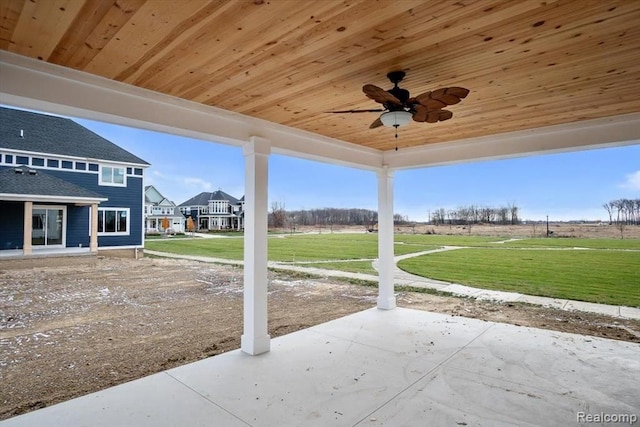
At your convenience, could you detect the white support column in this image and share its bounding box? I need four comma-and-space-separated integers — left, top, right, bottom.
90, 203, 99, 253
241, 136, 271, 355
23, 201, 33, 255
377, 166, 396, 310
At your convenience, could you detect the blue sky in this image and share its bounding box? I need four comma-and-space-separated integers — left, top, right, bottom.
70, 118, 639, 222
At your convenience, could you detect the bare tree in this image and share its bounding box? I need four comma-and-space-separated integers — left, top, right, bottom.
617, 220, 626, 239
508, 202, 519, 225
604, 198, 640, 237
498, 206, 509, 225
602, 202, 613, 224
269, 201, 287, 228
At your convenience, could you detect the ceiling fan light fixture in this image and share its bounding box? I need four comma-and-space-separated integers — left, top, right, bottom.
380, 110, 412, 128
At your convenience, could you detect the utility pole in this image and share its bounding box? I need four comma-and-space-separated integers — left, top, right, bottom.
546, 215, 549, 237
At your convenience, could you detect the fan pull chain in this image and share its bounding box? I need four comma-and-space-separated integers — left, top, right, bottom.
394, 125, 399, 151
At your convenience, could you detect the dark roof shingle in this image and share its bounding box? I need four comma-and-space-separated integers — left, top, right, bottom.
0, 107, 149, 165
179, 190, 240, 206
0, 166, 107, 200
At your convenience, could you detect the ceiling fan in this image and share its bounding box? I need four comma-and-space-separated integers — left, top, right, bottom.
331, 71, 469, 135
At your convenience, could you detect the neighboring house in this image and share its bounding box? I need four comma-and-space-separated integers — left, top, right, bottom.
178, 190, 244, 231
0, 107, 149, 256
144, 185, 185, 233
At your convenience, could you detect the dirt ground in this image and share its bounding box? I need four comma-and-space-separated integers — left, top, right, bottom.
1, 256, 639, 420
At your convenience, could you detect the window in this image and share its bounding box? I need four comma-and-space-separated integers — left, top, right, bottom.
32, 157, 45, 166
75, 162, 86, 170
134, 168, 143, 176
16, 156, 29, 165
47, 159, 59, 168
5, 154, 13, 164
100, 166, 126, 186
89, 163, 99, 172
62, 160, 73, 169
97, 208, 129, 235
32, 206, 65, 247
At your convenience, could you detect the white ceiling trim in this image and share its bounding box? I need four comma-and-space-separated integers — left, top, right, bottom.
383, 113, 640, 169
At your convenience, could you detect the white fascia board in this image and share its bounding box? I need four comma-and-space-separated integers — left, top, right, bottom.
383, 113, 640, 170
0, 51, 382, 171
0, 194, 108, 204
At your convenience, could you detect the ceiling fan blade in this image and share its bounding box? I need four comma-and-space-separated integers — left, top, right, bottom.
426, 110, 440, 123
412, 91, 431, 104
448, 87, 470, 99
423, 98, 447, 109
438, 109, 453, 121
369, 117, 383, 129
328, 109, 385, 113
412, 91, 446, 110
431, 87, 470, 105
430, 88, 461, 105
412, 105, 428, 122
363, 84, 402, 106
412, 87, 469, 108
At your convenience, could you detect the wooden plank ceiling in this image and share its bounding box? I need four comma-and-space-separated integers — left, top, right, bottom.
1, 0, 639, 152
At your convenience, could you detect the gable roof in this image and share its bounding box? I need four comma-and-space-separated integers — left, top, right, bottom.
0, 107, 149, 165
145, 185, 178, 207
0, 166, 107, 203
144, 185, 164, 204
179, 190, 240, 207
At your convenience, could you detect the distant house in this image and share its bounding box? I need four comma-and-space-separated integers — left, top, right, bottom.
178, 190, 244, 231
0, 107, 149, 257
144, 185, 185, 233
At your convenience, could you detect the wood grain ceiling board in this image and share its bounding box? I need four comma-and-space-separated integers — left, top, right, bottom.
1, 0, 639, 152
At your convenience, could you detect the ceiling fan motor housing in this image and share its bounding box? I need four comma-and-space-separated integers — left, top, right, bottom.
386, 87, 410, 109
386, 71, 410, 109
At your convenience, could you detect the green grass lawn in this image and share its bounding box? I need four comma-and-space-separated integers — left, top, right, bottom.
146, 233, 639, 307
144, 234, 194, 240
394, 234, 503, 247
398, 248, 640, 307
145, 233, 436, 262
146, 237, 245, 259
502, 237, 640, 250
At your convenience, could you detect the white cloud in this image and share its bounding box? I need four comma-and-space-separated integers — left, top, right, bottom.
144, 169, 215, 204
620, 170, 640, 191
182, 177, 213, 192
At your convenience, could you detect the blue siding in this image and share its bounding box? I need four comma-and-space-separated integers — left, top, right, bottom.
41, 168, 144, 247
0, 201, 24, 249
0, 166, 144, 249
66, 205, 90, 248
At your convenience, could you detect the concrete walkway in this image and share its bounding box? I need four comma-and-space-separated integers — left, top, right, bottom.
144, 249, 640, 321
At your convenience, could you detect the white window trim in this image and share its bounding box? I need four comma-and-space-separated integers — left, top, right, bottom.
92, 207, 131, 236
99, 165, 127, 187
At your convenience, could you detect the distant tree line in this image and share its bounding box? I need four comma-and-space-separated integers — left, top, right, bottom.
429, 204, 520, 226
602, 199, 640, 225
268, 202, 410, 228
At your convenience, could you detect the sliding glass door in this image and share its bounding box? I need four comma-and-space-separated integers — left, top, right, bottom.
32, 206, 65, 247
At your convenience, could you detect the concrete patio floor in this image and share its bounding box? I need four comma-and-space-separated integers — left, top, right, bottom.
3, 308, 639, 427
